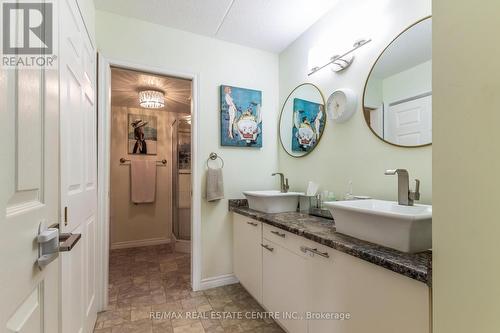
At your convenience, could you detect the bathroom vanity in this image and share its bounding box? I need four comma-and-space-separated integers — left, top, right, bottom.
230, 200, 431, 333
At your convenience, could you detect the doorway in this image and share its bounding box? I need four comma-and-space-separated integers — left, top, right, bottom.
97, 59, 202, 314
108, 66, 191, 251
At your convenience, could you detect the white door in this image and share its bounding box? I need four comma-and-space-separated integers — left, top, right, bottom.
385, 94, 432, 146
0, 44, 60, 333
59, 0, 98, 332
369, 105, 384, 138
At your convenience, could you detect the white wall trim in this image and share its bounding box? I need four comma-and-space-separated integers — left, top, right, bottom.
171, 233, 191, 253
97, 54, 111, 312
111, 237, 171, 250
96, 57, 202, 311
199, 274, 239, 290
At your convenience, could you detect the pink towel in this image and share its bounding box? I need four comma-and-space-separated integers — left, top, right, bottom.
130, 160, 156, 203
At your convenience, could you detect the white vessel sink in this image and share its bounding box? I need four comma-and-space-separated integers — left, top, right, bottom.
324, 199, 432, 253
243, 190, 303, 213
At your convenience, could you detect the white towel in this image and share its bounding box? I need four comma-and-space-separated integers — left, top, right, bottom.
206, 166, 224, 202
130, 160, 156, 203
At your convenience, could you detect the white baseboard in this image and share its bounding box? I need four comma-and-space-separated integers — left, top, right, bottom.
174, 239, 191, 253
110, 237, 170, 250
199, 274, 239, 290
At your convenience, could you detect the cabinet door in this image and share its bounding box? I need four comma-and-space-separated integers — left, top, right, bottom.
331, 250, 430, 333
233, 214, 262, 303
262, 239, 307, 333
305, 244, 337, 333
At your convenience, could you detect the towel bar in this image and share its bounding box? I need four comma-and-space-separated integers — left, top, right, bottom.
120, 157, 167, 166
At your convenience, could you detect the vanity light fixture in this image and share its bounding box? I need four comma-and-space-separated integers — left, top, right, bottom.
139, 90, 165, 109
308, 39, 372, 76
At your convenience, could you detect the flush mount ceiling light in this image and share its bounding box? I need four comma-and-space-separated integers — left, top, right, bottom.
139, 90, 165, 109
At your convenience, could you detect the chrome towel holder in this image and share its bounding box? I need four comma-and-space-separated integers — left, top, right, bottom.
207, 152, 224, 168
119, 157, 167, 166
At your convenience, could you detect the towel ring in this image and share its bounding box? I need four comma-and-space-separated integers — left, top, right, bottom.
207, 152, 224, 168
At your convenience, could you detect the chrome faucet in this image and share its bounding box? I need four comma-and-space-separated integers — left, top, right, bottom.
272, 172, 289, 193
384, 169, 420, 206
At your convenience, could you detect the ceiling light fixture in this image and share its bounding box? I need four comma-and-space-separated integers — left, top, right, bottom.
139, 90, 165, 109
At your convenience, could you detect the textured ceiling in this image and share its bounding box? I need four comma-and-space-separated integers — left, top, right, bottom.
94, 0, 338, 53
111, 67, 191, 113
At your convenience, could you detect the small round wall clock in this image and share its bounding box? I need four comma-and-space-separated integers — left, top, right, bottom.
326, 89, 357, 123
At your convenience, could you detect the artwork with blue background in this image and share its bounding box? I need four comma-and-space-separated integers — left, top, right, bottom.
292, 98, 325, 152
220, 85, 262, 147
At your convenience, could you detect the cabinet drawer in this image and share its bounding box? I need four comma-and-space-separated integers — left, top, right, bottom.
263, 224, 316, 257
234, 214, 262, 231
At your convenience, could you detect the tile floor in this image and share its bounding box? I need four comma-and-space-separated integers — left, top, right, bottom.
94, 244, 284, 333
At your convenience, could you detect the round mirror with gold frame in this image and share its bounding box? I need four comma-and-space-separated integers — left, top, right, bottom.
363, 16, 432, 148
279, 83, 326, 157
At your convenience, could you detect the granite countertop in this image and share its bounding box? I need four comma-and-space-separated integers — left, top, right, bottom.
229, 199, 432, 286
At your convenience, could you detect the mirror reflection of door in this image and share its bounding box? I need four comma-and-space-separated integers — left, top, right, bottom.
364, 17, 432, 147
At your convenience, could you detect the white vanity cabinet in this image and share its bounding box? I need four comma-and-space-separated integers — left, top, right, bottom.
233, 214, 263, 303
232, 213, 431, 333
262, 238, 308, 333
329, 250, 430, 333
304, 242, 337, 333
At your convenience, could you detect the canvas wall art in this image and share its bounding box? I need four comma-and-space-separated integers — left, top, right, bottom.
292, 98, 325, 152
128, 114, 158, 155
220, 85, 262, 147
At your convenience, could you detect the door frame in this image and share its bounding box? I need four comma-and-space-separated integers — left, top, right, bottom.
96, 56, 202, 310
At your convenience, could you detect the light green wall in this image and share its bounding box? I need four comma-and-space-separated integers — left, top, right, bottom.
433, 0, 500, 331
383, 60, 432, 103
96, 11, 280, 280
365, 77, 383, 108
278, 0, 432, 203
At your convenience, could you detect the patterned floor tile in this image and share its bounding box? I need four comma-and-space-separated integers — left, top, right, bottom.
94, 244, 284, 333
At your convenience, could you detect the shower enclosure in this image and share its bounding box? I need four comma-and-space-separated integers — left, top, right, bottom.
171, 117, 191, 251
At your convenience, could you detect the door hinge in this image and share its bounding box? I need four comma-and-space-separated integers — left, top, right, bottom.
64, 206, 68, 226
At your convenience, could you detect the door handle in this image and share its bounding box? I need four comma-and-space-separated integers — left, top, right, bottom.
261, 243, 274, 252
59, 233, 81, 252
271, 230, 286, 238
37, 223, 59, 270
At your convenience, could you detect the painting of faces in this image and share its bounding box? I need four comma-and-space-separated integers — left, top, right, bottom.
220, 85, 262, 148
292, 98, 325, 152
128, 114, 158, 155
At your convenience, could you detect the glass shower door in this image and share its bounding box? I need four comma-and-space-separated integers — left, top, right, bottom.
172, 118, 191, 241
